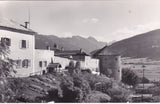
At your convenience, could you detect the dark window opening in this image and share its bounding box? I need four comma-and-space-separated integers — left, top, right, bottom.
39, 61, 42, 67
22, 59, 30, 68
21, 40, 26, 48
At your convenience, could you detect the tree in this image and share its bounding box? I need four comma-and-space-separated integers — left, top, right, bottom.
122, 68, 140, 86
0, 41, 15, 77
68, 61, 75, 74
75, 61, 81, 74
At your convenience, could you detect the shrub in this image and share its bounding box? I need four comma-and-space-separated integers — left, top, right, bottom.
85, 91, 111, 102
59, 75, 82, 102
106, 87, 131, 102
122, 68, 140, 86
82, 72, 112, 90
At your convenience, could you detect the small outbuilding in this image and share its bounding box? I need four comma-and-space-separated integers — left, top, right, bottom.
47, 63, 62, 73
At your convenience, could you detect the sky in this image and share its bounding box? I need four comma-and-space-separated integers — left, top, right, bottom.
0, 0, 160, 42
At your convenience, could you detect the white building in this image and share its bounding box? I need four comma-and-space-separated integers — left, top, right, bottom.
0, 18, 64, 77
34, 49, 54, 75
0, 18, 36, 77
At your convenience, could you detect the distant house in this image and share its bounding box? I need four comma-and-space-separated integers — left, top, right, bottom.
55, 49, 99, 72
55, 49, 89, 61
92, 46, 122, 82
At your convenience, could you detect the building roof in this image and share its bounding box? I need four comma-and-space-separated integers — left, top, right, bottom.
92, 45, 121, 57
0, 17, 37, 35
47, 63, 61, 68
55, 49, 89, 57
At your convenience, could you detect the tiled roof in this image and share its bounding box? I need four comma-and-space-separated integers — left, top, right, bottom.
0, 17, 36, 35
55, 50, 89, 56
48, 63, 61, 68
92, 45, 120, 57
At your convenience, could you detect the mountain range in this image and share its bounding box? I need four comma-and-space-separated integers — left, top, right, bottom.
35, 34, 107, 53
107, 29, 160, 60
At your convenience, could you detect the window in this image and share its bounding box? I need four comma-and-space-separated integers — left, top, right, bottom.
22, 59, 31, 68
22, 40, 26, 48
20, 40, 29, 49
39, 61, 42, 67
1, 38, 11, 46
16, 60, 22, 68
44, 61, 47, 67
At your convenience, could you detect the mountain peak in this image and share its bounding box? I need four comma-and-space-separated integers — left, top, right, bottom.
35, 34, 107, 53
87, 36, 97, 42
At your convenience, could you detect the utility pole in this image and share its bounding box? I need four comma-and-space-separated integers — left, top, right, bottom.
142, 64, 146, 102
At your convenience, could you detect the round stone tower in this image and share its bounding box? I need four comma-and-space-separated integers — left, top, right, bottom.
99, 55, 122, 82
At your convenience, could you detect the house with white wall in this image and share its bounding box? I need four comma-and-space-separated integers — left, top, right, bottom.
0, 18, 55, 77
34, 49, 54, 75
0, 18, 36, 77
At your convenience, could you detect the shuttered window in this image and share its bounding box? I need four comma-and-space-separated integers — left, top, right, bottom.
22, 59, 31, 68
22, 40, 26, 48
20, 40, 29, 49
39, 61, 42, 67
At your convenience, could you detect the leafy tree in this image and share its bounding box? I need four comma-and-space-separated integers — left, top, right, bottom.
75, 61, 81, 74
68, 61, 75, 74
122, 68, 140, 86
0, 41, 15, 77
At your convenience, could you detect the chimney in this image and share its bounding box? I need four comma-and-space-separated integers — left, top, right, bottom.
54, 43, 58, 49
80, 48, 82, 53
24, 22, 29, 28
61, 47, 64, 51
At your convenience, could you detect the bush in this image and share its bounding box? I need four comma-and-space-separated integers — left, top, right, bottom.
85, 91, 111, 102
59, 75, 82, 102
82, 72, 112, 90
0, 78, 15, 102
106, 87, 131, 102
122, 68, 140, 86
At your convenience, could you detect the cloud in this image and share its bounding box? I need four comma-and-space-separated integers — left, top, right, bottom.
82, 17, 99, 24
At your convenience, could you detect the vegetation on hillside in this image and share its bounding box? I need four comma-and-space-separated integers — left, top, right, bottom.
0, 71, 132, 103
122, 68, 149, 86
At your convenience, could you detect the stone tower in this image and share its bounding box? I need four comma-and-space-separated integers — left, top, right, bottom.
93, 46, 122, 82
99, 55, 121, 82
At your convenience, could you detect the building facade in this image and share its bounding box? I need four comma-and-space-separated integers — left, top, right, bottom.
55, 49, 99, 72
34, 49, 54, 75
0, 20, 36, 77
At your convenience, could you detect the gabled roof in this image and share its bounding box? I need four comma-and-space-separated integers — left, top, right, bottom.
47, 63, 61, 68
55, 49, 89, 56
0, 17, 37, 35
92, 45, 120, 57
